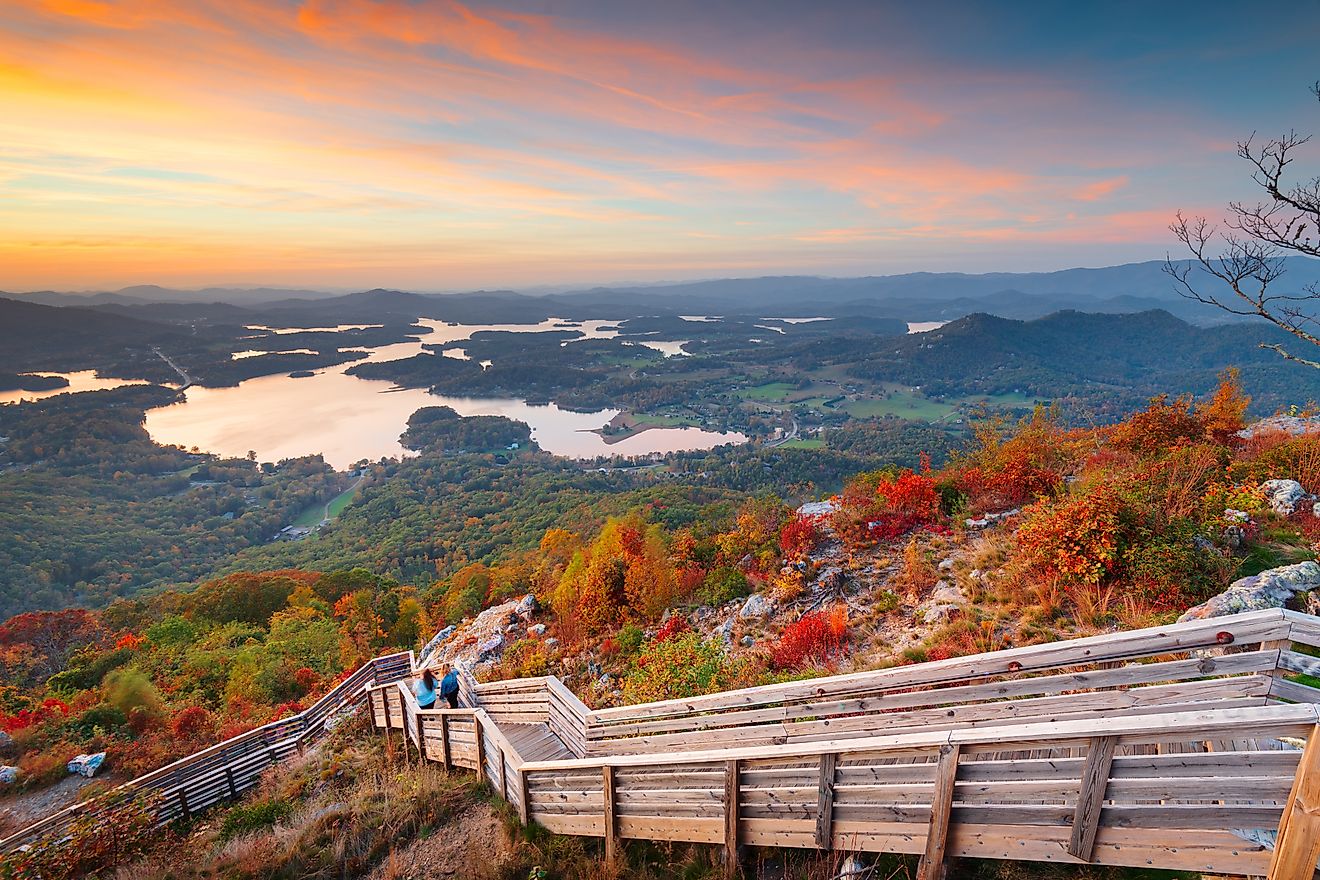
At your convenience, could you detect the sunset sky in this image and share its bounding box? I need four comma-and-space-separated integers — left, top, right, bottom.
2, 0, 1318, 290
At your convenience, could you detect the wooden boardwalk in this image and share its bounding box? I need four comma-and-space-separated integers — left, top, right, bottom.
370, 609, 1320, 879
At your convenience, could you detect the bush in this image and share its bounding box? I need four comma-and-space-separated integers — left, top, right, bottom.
622, 632, 740, 704
770, 608, 849, 670
698, 567, 750, 605
219, 797, 294, 841
1017, 487, 1126, 586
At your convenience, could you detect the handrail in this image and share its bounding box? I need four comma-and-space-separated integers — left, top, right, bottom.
369, 610, 1320, 879
0, 650, 414, 853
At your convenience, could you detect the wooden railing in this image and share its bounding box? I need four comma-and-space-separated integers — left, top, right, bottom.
0, 651, 414, 854
372, 609, 1320, 880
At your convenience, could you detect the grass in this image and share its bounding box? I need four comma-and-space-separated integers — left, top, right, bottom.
290, 481, 362, 529
737, 381, 801, 402
777, 438, 826, 449
844, 392, 958, 421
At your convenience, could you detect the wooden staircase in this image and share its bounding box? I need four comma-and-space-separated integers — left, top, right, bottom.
370, 609, 1320, 879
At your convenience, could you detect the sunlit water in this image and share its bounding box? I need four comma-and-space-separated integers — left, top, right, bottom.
0, 371, 147, 405
143, 318, 744, 467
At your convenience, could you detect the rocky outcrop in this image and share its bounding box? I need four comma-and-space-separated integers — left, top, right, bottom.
1236, 415, 1320, 440
1261, 479, 1310, 517
1179, 561, 1320, 621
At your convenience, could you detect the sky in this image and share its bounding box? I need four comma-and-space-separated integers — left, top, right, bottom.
1, 0, 1318, 291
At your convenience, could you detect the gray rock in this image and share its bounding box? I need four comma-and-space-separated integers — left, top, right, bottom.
930, 579, 961, 604
965, 508, 1021, 529
1261, 479, 1309, 517
528, 623, 547, 636
739, 593, 776, 620
834, 855, 872, 879
0, 731, 11, 750
923, 604, 958, 624
0, 766, 17, 785
1237, 415, 1320, 440
937, 557, 956, 572
714, 618, 735, 646
1179, 561, 1320, 621
797, 500, 837, 517
1222, 525, 1247, 550
741, 635, 755, 647
544, 637, 559, 649
814, 566, 845, 591
516, 594, 538, 616
476, 633, 504, 659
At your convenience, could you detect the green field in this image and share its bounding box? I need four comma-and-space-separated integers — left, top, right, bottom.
777, 437, 826, 449
843, 393, 958, 421
291, 481, 362, 529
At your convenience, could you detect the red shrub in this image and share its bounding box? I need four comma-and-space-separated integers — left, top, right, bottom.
652, 616, 690, 644
171, 706, 214, 739
779, 516, 821, 561
770, 608, 848, 670
0, 697, 69, 733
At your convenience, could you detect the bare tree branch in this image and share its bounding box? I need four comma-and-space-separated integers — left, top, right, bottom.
1166, 79, 1320, 367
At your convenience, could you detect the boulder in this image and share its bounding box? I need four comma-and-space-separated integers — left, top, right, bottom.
1261, 479, 1309, 517
67, 752, 105, 778
797, 500, 837, 517
930, 580, 962, 604
544, 637, 559, 649
739, 593, 775, 620
516, 594, 538, 616
714, 618, 735, 646
0, 766, 16, 785
1236, 415, 1320, 440
1179, 561, 1320, 621
528, 623, 547, 636
937, 557, 957, 572
476, 633, 504, 659
923, 604, 958, 624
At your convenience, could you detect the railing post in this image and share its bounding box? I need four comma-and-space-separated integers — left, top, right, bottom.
602, 765, 618, 866
473, 714, 486, 785
814, 752, 837, 849
499, 747, 509, 800
177, 788, 191, 822
919, 743, 960, 880
724, 758, 741, 877
415, 712, 426, 765
440, 714, 452, 772
1269, 724, 1320, 880
225, 767, 238, 800
1068, 735, 1117, 862
518, 768, 531, 826
382, 690, 393, 754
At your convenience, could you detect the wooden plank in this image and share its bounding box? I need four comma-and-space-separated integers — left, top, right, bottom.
518, 770, 531, 826
1067, 735, 1116, 862
919, 743, 960, 880
1268, 724, 1320, 880
602, 765, 618, 865
473, 714, 486, 787
814, 752, 837, 849
724, 759, 740, 877
440, 714, 452, 771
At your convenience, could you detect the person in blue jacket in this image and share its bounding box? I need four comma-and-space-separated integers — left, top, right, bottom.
413, 668, 437, 710
439, 664, 461, 709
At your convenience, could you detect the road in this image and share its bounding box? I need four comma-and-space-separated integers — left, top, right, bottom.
150, 347, 193, 389
765, 419, 802, 451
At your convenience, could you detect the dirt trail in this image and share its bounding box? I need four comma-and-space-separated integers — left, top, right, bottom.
0, 774, 114, 838
366, 800, 516, 880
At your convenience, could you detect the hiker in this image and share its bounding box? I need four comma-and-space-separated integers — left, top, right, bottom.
414, 668, 438, 710
439, 664, 460, 709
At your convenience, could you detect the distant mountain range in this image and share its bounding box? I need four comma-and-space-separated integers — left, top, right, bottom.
8, 259, 1320, 327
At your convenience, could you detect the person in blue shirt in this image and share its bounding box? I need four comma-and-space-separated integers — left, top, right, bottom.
439, 664, 460, 709
413, 668, 437, 710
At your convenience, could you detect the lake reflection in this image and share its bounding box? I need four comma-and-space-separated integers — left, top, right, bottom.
143, 317, 744, 467
0, 371, 146, 405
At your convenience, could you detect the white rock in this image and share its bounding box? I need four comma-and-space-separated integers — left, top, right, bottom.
544, 637, 559, 649
528, 623, 547, 636
739, 593, 776, 620
0, 766, 17, 785
1180, 561, 1320, 621
797, 500, 837, 517
923, 604, 957, 624
1261, 479, 1309, 517
937, 557, 956, 571
1237, 415, 1320, 440
930, 580, 962, 604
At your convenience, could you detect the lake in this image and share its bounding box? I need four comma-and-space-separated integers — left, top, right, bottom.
0, 370, 146, 405
143, 318, 744, 467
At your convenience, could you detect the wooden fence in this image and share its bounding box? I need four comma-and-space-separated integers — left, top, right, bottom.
372, 608, 1320, 880
0, 650, 413, 854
